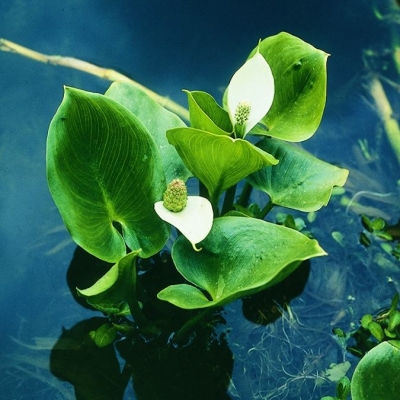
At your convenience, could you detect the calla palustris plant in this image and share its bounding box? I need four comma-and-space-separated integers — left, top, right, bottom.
46, 32, 348, 343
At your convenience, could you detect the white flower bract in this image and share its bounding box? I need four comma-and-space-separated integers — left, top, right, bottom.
154, 196, 213, 251
227, 51, 275, 138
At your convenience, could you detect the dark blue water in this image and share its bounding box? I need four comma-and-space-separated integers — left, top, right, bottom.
1, 1, 399, 399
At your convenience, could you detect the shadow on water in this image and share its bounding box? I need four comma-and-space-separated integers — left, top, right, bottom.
48, 315, 234, 400
55, 247, 235, 400
2, 247, 313, 400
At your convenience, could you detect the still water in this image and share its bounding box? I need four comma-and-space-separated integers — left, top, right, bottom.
0, 1, 399, 399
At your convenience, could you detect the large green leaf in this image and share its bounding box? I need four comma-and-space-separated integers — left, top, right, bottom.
247, 138, 349, 212
105, 81, 191, 183
351, 341, 400, 400
248, 32, 328, 141
185, 90, 232, 135
47, 87, 169, 262
158, 216, 326, 309
167, 127, 278, 202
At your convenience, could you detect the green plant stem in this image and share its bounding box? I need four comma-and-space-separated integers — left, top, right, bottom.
259, 199, 275, 219
127, 258, 159, 337
221, 185, 237, 215
127, 296, 148, 329
199, 180, 208, 199
237, 182, 253, 207
210, 191, 221, 217
199, 180, 220, 216
127, 265, 148, 328
173, 307, 217, 345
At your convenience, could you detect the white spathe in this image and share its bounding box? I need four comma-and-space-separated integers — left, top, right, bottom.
154, 196, 213, 251
227, 51, 275, 138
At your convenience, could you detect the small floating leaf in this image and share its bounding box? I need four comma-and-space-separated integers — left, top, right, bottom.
90, 323, 117, 348
368, 321, 385, 342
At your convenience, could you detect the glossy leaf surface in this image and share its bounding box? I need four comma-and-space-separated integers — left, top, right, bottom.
106, 81, 191, 182
248, 138, 349, 212
185, 90, 232, 135
351, 341, 400, 400
77, 251, 139, 314
167, 127, 278, 202
158, 216, 326, 309
248, 32, 328, 141
47, 87, 169, 262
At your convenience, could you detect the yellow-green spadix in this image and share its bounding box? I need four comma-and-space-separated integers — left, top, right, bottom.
154, 180, 213, 251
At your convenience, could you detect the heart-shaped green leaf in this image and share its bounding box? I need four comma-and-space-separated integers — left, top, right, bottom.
167, 127, 278, 202
158, 216, 326, 309
247, 32, 328, 142
247, 138, 349, 212
351, 341, 400, 400
185, 90, 232, 135
77, 251, 139, 315
47, 87, 169, 262
105, 81, 191, 182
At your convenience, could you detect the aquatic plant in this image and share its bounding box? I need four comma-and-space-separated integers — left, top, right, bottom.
329, 293, 400, 400
2, 32, 351, 398
44, 32, 348, 344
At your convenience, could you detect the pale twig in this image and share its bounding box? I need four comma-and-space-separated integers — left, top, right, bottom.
364, 75, 400, 165
0, 38, 189, 121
